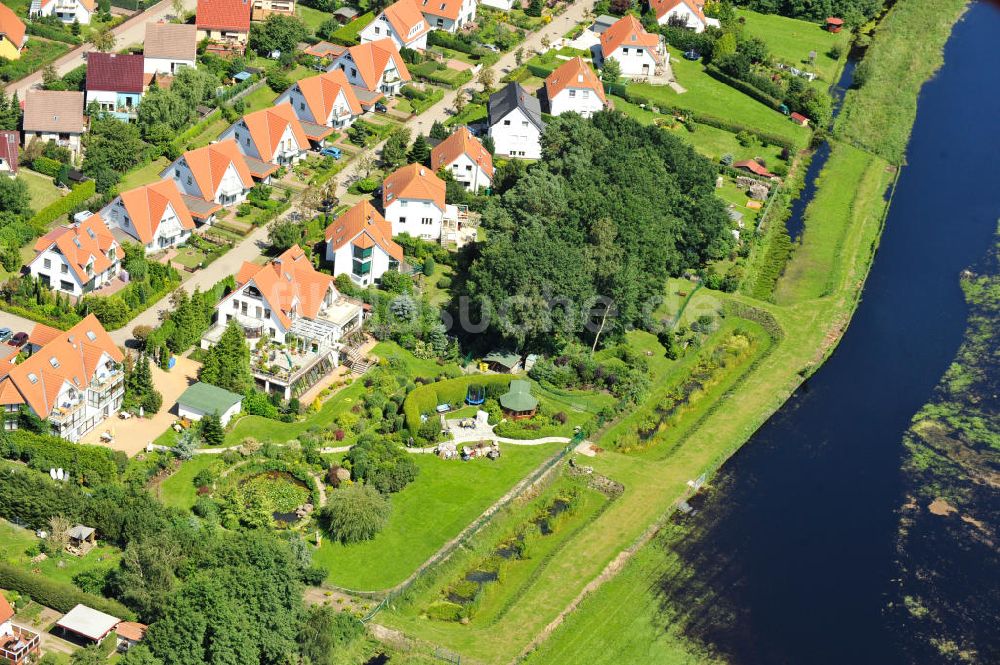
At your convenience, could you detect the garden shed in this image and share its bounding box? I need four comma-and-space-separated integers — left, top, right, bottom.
482, 350, 522, 373
826, 17, 844, 32
177, 382, 244, 426
66, 524, 96, 555
499, 380, 538, 420
56, 605, 120, 644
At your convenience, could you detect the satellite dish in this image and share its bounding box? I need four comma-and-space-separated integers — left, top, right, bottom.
50, 468, 57, 479
57, 468, 64, 481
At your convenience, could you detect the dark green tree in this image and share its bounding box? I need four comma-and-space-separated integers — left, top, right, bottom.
319, 483, 390, 544
198, 412, 225, 446
429, 120, 450, 141
248, 14, 308, 56
407, 133, 431, 166
268, 218, 304, 253
381, 126, 411, 169
198, 322, 252, 395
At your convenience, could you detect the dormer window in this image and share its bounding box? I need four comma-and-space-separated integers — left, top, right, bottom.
86, 331, 97, 342
27, 373, 38, 384
49, 357, 60, 368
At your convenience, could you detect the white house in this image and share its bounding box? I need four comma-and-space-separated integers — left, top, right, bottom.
487, 82, 545, 160
21, 90, 85, 164
30, 0, 93, 24
275, 69, 363, 131
161, 139, 256, 225
28, 215, 123, 296
329, 39, 411, 96
325, 200, 404, 287
649, 0, 719, 32
597, 14, 666, 77
480, 0, 514, 10
143, 22, 197, 76
84, 52, 145, 121
544, 56, 608, 117
220, 103, 313, 168
176, 382, 244, 426
0, 316, 124, 442
382, 163, 446, 240
430, 126, 493, 192
359, 0, 430, 51
418, 0, 476, 33
100, 180, 195, 254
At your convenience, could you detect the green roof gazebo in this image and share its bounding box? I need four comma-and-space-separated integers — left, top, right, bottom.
499, 380, 538, 420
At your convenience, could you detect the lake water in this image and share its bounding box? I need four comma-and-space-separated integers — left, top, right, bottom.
658, 3, 1000, 663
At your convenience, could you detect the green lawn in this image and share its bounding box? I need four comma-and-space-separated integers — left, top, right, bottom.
738, 9, 851, 83
18, 170, 64, 214
0, 519, 121, 587
629, 47, 811, 146
373, 341, 461, 379
157, 456, 222, 510
329, 12, 374, 45
445, 103, 487, 128
297, 4, 329, 33
118, 157, 170, 191
775, 141, 893, 304
313, 443, 562, 590
0, 38, 70, 84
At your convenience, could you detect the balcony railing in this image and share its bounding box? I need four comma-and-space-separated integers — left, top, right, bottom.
49, 399, 85, 425
1, 625, 40, 663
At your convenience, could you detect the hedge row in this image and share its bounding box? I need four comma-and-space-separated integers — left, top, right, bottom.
31, 156, 63, 179
404, 374, 513, 433
525, 62, 555, 78
0, 563, 135, 620
0, 430, 124, 486
25, 22, 82, 45
704, 64, 782, 110
28, 180, 96, 235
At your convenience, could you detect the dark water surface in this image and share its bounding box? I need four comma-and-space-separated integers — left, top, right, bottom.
660, 4, 1000, 664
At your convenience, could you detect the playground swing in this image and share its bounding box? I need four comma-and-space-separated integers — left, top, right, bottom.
466, 384, 486, 406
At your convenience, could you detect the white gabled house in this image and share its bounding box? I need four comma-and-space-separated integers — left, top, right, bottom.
544, 56, 608, 118
359, 0, 430, 51
417, 0, 476, 33
0, 315, 124, 442
329, 39, 412, 97
382, 163, 446, 240
597, 14, 667, 78
325, 201, 404, 287
649, 0, 719, 33
430, 126, 493, 192
27, 215, 123, 296
160, 139, 256, 225
275, 68, 363, 131
143, 22, 197, 76
487, 82, 545, 160
100, 180, 195, 254
220, 103, 317, 169
30, 0, 94, 24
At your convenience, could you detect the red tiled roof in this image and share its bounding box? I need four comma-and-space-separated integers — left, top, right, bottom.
225, 246, 335, 329
293, 69, 362, 125
0, 315, 123, 419
383, 162, 445, 210
31, 215, 123, 286
790, 111, 809, 124
381, 0, 429, 42
0, 130, 18, 174
325, 200, 403, 262
826, 17, 844, 25
177, 139, 254, 204
197, 0, 252, 32
544, 56, 606, 105
117, 180, 196, 244
238, 103, 310, 163
340, 39, 411, 92
600, 15, 659, 58
649, 0, 706, 24
0, 594, 13, 624
431, 126, 494, 178
417, 0, 464, 21
86, 53, 144, 93
115, 622, 148, 642
0, 2, 26, 47
734, 159, 773, 177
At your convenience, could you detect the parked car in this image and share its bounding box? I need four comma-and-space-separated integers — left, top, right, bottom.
0, 328, 12, 343
374, 101, 388, 113
10, 332, 28, 347
319, 146, 342, 159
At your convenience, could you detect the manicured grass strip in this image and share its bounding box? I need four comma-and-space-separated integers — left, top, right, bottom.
157, 456, 221, 510
18, 170, 64, 213
314, 443, 562, 590
835, 0, 969, 163
775, 141, 892, 303
737, 9, 850, 83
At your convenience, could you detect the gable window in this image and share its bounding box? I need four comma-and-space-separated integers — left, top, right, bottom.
44, 259, 51, 269
569, 89, 576, 98
503, 119, 511, 126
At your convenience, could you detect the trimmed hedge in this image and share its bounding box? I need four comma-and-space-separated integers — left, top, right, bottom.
0, 430, 124, 486
704, 64, 782, 110
25, 22, 82, 45
403, 374, 513, 434
31, 156, 63, 179
29, 180, 96, 235
0, 563, 135, 620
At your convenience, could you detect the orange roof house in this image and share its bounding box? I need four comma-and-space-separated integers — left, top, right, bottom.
324, 201, 404, 285
0, 593, 40, 664
101, 180, 195, 251
161, 139, 255, 220
649, 0, 713, 31
222, 103, 313, 165
600, 15, 662, 66
28, 215, 123, 293
543, 56, 607, 117
431, 127, 493, 191
196, 0, 252, 54
223, 245, 337, 331
0, 315, 124, 440
417, 0, 475, 28
278, 69, 362, 129
331, 39, 411, 94
362, 0, 430, 50
382, 162, 446, 211
0, 2, 27, 60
